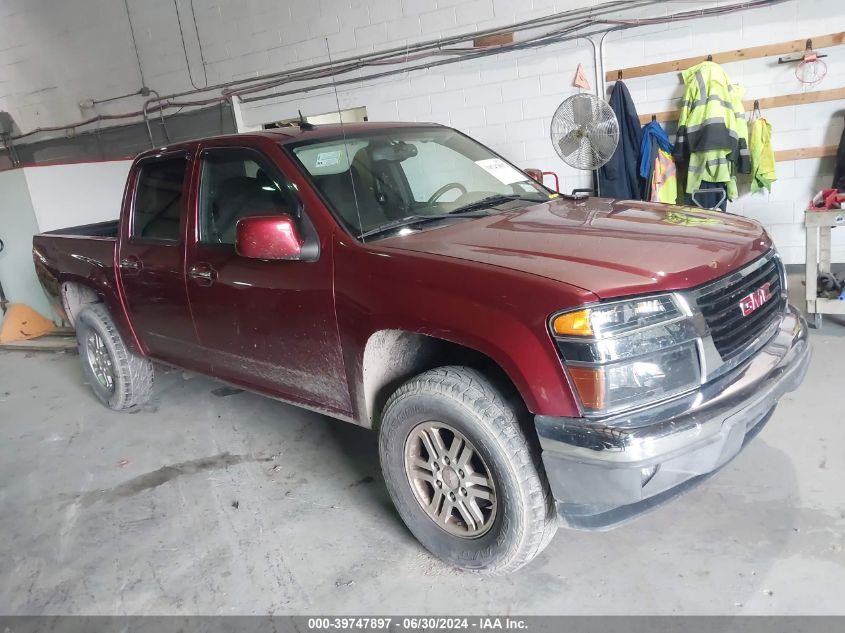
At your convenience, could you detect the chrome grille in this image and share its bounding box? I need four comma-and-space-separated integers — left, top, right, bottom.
696, 255, 785, 361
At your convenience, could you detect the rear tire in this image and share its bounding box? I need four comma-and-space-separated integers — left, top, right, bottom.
76, 303, 154, 411
378, 366, 557, 574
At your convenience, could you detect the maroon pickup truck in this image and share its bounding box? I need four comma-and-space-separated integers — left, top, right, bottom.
33, 122, 810, 574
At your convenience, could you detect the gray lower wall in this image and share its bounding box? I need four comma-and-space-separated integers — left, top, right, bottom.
1, 103, 236, 170
0, 170, 53, 320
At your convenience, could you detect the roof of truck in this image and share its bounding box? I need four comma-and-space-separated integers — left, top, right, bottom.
259, 121, 442, 142
135, 121, 444, 161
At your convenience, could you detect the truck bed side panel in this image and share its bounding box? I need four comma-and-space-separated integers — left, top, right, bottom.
32, 234, 141, 354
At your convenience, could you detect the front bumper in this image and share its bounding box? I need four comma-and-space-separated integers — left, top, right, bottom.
535, 304, 811, 530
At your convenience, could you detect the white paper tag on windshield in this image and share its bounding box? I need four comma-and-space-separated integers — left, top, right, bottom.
475, 158, 526, 185
315, 151, 342, 168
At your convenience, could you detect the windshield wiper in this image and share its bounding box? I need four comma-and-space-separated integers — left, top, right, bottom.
448, 193, 546, 215
359, 211, 489, 240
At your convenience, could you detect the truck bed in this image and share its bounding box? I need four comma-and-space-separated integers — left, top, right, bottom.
42, 219, 119, 238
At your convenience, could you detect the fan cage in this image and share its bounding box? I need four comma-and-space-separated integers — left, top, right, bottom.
550, 93, 619, 171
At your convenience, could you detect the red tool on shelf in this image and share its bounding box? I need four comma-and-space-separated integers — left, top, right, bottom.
810, 188, 845, 210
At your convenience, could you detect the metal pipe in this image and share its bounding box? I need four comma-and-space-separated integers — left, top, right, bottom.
598, 28, 618, 100
142, 98, 156, 147
583, 36, 600, 98
92, 89, 144, 106
7, 0, 786, 143
236, 25, 619, 104
122, 0, 666, 103
231, 0, 782, 103
215, 1, 660, 99
11, 4, 645, 141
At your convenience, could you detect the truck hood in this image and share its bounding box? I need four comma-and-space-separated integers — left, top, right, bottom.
377, 198, 772, 299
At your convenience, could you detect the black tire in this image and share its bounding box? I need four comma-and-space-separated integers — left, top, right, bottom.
76, 303, 154, 411
379, 366, 557, 574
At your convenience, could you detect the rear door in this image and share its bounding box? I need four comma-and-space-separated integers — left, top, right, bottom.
117, 151, 204, 369
183, 142, 349, 412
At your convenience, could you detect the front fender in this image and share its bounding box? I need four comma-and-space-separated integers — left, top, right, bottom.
334, 238, 595, 423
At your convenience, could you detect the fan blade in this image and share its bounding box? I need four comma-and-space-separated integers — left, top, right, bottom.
557, 128, 583, 158
571, 95, 594, 127
586, 137, 601, 170
588, 126, 619, 160
577, 134, 599, 170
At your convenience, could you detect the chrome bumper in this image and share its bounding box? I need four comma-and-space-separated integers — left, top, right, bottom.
535, 304, 811, 530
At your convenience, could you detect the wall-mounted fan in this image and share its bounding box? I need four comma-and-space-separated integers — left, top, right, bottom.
550, 93, 619, 173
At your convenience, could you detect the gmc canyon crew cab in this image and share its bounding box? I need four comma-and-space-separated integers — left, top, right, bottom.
33, 122, 810, 574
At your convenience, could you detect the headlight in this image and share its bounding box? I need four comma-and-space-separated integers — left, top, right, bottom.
552, 295, 680, 338
550, 295, 701, 416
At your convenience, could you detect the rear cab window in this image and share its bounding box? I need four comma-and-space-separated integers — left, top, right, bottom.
131, 156, 188, 242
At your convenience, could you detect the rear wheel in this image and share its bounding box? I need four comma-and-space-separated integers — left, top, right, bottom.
379, 366, 556, 574
76, 304, 154, 411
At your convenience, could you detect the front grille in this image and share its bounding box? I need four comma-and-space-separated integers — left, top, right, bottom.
696, 255, 785, 361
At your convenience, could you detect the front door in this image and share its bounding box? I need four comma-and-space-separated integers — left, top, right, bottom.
184, 144, 349, 413
117, 152, 203, 370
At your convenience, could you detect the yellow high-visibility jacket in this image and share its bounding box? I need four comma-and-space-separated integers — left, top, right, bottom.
651, 149, 678, 204
673, 61, 751, 201
749, 117, 777, 193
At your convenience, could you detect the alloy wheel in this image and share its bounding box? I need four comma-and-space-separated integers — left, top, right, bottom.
85, 331, 115, 393
403, 421, 497, 538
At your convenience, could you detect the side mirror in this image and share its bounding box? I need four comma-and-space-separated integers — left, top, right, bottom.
235, 215, 303, 260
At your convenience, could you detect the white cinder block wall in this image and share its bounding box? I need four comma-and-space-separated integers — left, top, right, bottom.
1, 0, 843, 264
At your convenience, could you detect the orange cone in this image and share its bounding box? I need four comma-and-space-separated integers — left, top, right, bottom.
0, 303, 56, 344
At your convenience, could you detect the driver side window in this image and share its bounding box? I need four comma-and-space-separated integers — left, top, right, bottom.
198, 148, 300, 245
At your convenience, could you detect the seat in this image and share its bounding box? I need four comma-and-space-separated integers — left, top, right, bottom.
315, 148, 411, 233
139, 189, 182, 240
211, 176, 290, 244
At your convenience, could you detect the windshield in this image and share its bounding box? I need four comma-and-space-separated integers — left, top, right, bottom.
288, 127, 553, 239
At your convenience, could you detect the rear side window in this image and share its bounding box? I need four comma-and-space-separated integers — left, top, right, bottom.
132, 157, 188, 242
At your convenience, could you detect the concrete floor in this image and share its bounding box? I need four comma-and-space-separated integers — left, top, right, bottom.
1, 280, 843, 615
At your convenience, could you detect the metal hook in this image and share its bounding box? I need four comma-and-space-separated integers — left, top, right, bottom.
617, 70, 623, 80
706, 54, 713, 61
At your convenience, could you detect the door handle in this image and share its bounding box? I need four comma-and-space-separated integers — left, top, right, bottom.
188, 264, 217, 285
119, 257, 141, 271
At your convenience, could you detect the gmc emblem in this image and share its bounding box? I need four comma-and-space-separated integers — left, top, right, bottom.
739, 282, 773, 317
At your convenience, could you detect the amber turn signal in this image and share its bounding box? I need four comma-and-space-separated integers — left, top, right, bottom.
567, 366, 605, 410
552, 309, 593, 337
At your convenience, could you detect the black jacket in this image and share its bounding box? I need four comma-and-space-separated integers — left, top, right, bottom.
598, 81, 644, 199
834, 114, 845, 192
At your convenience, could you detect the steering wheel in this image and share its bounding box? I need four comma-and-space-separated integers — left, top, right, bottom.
428, 182, 467, 204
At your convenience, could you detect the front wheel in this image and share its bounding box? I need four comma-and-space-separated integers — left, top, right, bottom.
76, 303, 154, 411
378, 366, 557, 574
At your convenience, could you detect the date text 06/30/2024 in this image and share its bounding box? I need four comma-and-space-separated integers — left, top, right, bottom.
306, 617, 528, 630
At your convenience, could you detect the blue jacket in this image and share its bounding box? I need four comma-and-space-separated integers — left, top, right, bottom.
639, 120, 674, 179
598, 81, 643, 199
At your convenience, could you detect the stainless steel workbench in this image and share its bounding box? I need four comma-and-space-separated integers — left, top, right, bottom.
805, 208, 845, 329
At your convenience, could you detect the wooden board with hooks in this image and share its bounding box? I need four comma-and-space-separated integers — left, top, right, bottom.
774, 145, 838, 162
637, 86, 845, 125
606, 32, 844, 81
